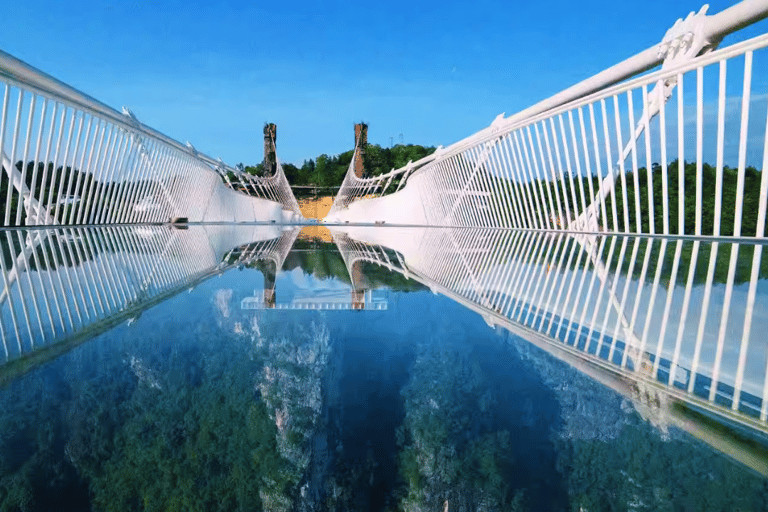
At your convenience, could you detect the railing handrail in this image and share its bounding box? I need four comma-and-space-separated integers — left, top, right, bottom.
499, 0, 768, 129
431, 0, 768, 164
401, 31, 768, 187
329, 0, 768, 200
0, 49, 235, 175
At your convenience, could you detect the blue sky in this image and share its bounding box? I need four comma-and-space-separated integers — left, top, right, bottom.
2, 0, 766, 167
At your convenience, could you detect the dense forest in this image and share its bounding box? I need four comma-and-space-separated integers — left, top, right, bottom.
541, 160, 767, 237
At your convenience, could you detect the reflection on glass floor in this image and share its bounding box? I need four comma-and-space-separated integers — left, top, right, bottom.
0, 225, 299, 376
0, 224, 767, 478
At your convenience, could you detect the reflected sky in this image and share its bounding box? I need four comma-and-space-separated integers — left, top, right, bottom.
0, 225, 766, 511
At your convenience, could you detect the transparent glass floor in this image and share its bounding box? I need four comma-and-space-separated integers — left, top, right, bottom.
0, 224, 766, 511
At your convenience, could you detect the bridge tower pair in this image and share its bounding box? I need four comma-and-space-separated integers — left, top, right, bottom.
263, 121, 367, 179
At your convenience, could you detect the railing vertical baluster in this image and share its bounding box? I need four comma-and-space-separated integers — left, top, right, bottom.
136, 141, 163, 224
501, 231, 536, 316
695, 67, 704, 236
0, 85, 10, 225
77, 122, 111, 225
498, 137, 526, 228
543, 234, 577, 334
27, 98, 48, 225
0, 231, 22, 351
75, 226, 105, 316
95, 229, 123, 309
638, 238, 668, 373
39, 102, 61, 217
588, 103, 609, 232
640, 85, 656, 235
60, 114, 84, 225
508, 135, 536, 229
107, 227, 135, 306
650, 239, 684, 379
48, 229, 76, 331
5, 90, 24, 226
48, 108, 75, 221
116, 135, 144, 224
67, 115, 95, 225
12, 231, 40, 347
484, 143, 508, 228
81, 228, 113, 312
527, 126, 555, 230
611, 96, 631, 233
584, 235, 620, 353
567, 111, 589, 222
488, 139, 514, 228
90, 125, 122, 224
96, 130, 129, 224
514, 131, 542, 229
548, 117, 574, 227
594, 236, 630, 357
709, 50, 754, 404
622, 236, 655, 369
35, 230, 66, 335
26, 231, 56, 339
531, 233, 566, 330
677, 72, 685, 235
573, 236, 608, 347
625, 91, 643, 233
669, 240, 701, 386
557, 114, 582, 225
16, 94, 37, 226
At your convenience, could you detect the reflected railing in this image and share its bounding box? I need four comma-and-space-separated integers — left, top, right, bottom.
329, 225, 768, 474
1, 223, 767, 474
0, 225, 299, 377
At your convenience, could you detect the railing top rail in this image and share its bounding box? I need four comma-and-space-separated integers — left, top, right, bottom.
413, 29, 768, 172
0, 49, 235, 175
394, 0, 768, 180
501, 0, 768, 127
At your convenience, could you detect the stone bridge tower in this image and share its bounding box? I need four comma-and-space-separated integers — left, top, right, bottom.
264, 123, 277, 176
262, 261, 276, 309
350, 260, 369, 310
353, 123, 367, 179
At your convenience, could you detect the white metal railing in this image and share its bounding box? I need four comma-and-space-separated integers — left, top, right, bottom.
329, 0, 768, 238
328, 147, 362, 215
221, 225, 300, 272
327, 146, 431, 216
331, 229, 408, 278
0, 225, 299, 367
330, 225, 768, 468
0, 50, 301, 226
213, 152, 301, 218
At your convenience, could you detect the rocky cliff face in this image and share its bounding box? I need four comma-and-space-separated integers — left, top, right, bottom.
214, 287, 331, 511
396, 335, 527, 512
256, 319, 329, 470
507, 335, 633, 442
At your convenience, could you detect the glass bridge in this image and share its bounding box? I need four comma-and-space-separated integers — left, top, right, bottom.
1, 0, 768, 509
